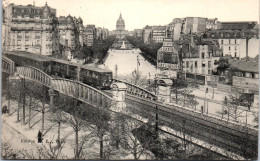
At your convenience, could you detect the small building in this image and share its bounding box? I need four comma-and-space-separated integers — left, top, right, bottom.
229, 59, 259, 93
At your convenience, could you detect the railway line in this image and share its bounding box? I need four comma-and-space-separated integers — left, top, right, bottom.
118, 92, 258, 159
2, 52, 258, 159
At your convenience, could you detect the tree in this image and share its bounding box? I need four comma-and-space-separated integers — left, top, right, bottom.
215, 57, 230, 75
81, 105, 111, 159
48, 94, 68, 147
32, 85, 50, 134
172, 78, 188, 104
25, 82, 43, 129
224, 88, 246, 122
62, 97, 91, 159
8, 80, 22, 120
123, 118, 153, 160
126, 36, 162, 66
1, 139, 17, 159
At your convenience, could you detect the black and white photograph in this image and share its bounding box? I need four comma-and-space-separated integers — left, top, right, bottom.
1, 0, 259, 160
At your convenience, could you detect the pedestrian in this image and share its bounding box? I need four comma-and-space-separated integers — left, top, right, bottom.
2, 105, 7, 114
201, 106, 204, 114
38, 130, 43, 143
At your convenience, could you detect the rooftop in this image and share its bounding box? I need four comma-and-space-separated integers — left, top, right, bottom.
229, 59, 259, 73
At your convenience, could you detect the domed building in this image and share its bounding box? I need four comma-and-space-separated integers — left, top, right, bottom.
116, 13, 126, 39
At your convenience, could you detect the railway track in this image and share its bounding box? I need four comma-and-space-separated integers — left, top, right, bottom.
120, 92, 258, 159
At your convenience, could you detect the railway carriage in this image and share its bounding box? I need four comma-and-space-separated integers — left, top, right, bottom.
3, 51, 113, 89
51, 58, 79, 79
4, 51, 52, 74
79, 65, 112, 89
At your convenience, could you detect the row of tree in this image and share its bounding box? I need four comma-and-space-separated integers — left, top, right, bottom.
3, 78, 223, 160
4, 80, 156, 159
126, 36, 162, 66
72, 35, 116, 63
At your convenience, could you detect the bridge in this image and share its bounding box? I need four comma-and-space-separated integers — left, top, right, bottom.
2, 56, 258, 160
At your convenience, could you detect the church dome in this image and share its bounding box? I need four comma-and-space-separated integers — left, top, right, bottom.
116, 13, 125, 26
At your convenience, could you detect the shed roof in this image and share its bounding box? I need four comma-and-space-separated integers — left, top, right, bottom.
229, 59, 259, 73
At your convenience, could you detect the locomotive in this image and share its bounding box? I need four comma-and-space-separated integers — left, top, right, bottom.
4, 51, 113, 89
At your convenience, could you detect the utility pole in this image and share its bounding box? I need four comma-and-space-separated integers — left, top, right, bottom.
22, 78, 26, 124
154, 79, 159, 160
136, 55, 140, 84
114, 64, 118, 80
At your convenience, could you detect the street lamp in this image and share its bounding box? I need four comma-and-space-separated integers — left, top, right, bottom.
148, 72, 151, 85
204, 87, 209, 114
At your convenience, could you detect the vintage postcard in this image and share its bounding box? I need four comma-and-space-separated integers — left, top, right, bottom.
1, 0, 259, 160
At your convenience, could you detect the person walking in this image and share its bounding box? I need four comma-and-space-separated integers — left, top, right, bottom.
2, 105, 7, 114
38, 130, 43, 143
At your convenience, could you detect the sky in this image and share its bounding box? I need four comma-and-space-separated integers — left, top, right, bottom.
3, 0, 259, 30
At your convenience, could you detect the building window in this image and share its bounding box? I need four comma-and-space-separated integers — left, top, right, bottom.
195, 61, 197, 68
229, 46, 231, 50
202, 63, 206, 67
221, 40, 223, 44
202, 52, 205, 59
208, 61, 211, 68
255, 74, 259, 78
186, 61, 189, 68
229, 39, 231, 44
214, 60, 218, 65
235, 52, 237, 57
245, 73, 251, 78
235, 39, 237, 44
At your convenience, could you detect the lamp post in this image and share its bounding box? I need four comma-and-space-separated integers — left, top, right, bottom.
154, 78, 159, 160
148, 72, 151, 85
154, 79, 158, 134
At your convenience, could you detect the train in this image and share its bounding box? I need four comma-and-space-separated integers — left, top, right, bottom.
4, 51, 113, 89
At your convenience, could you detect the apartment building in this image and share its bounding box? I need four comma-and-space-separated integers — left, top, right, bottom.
151, 26, 167, 43
180, 34, 223, 75
3, 2, 59, 56
84, 25, 95, 46
157, 38, 179, 70
202, 30, 259, 59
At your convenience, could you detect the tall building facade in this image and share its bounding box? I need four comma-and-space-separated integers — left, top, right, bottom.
3, 2, 59, 56
58, 15, 82, 50
84, 25, 95, 46
116, 13, 126, 39
142, 25, 152, 44
157, 38, 179, 70
151, 26, 167, 43
202, 30, 259, 59
167, 17, 220, 41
